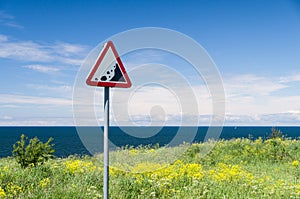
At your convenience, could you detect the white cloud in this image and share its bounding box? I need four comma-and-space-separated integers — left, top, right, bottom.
70, 68, 299, 126
2, 116, 12, 120
2, 72, 300, 126
224, 74, 287, 97
23, 64, 60, 73
224, 74, 299, 113
0, 10, 23, 29
4, 22, 24, 29
107, 72, 300, 126
0, 117, 74, 126
279, 73, 300, 83
224, 111, 300, 126
0, 94, 72, 106
27, 84, 72, 92
0, 94, 74, 126
0, 11, 14, 20
0, 34, 89, 65
54, 42, 87, 56
58, 57, 84, 66
0, 34, 8, 42
0, 41, 54, 62
0, 104, 19, 108
221, 73, 300, 125
26, 84, 73, 98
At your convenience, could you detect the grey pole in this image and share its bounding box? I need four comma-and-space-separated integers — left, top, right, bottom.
103, 86, 109, 199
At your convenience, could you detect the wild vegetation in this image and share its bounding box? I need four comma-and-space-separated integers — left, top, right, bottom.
12, 134, 54, 168
0, 134, 300, 198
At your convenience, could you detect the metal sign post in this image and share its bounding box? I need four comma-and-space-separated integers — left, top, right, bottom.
86, 41, 132, 199
103, 87, 109, 199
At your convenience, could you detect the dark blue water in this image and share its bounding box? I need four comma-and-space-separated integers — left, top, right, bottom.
0, 126, 299, 158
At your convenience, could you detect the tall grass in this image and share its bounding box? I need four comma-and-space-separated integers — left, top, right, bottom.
0, 138, 300, 198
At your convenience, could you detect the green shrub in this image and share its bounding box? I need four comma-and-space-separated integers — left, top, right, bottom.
268, 127, 284, 139
12, 134, 55, 168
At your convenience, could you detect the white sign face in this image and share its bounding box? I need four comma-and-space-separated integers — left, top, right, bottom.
92, 45, 119, 82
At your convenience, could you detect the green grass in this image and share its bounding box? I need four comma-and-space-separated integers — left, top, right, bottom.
1, 138, 300, 198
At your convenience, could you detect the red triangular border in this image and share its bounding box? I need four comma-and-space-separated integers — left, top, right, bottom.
86, 41, 132, 88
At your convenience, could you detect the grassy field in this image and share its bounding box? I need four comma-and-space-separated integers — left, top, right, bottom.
1, 137, 300, 198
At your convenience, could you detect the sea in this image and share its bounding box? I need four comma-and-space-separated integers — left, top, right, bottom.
0, 126, 299, 158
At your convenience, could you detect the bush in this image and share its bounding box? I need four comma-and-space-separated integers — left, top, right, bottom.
12, 134, 55, 168
268, 127, 284, 139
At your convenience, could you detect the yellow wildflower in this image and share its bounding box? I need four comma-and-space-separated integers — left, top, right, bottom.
181, 163, 204, 179
209, 163, 253, 183
149, 149, 155, 153
129, 149, 138, 156
28, 163, 35, 167
6, 183, 22, 198
131, 162, 164, 173
296, 184, 300, 194
3, 166, 9, 172
64, 159, 96, 174
0, 187, 6, 198
40, 178, 51, 188
292, 160, 299, 167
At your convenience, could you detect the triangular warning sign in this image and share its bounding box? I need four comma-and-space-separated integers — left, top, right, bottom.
86, 41, 132, 88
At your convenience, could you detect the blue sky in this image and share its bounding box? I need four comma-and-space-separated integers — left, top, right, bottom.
0, 0, 300, 126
